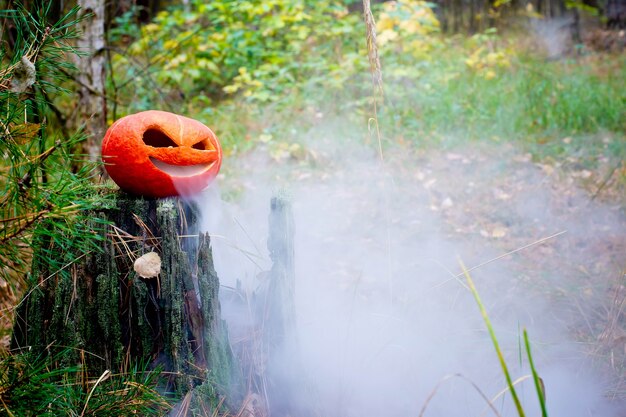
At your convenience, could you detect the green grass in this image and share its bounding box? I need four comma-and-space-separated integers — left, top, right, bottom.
460, 260, 549, 417
379, 48, 625, 152
460, 260, 528, 417
524, 329, 548, 417
0, 350, 170, 416
197, 38, 625, 176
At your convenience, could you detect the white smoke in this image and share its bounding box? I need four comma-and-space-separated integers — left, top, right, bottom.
193, 133, 625, 417
528, 16, 576, 59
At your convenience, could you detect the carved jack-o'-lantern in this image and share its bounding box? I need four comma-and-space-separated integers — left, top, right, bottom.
102, 110, 222, 198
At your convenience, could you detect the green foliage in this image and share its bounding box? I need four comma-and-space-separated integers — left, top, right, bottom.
565, 0, 599, 15
517, 57, 624, 135
0, 4, 172, 415
376, 0, 441, 60
0, 350, 170, 416
105, 1, 626, 208
0, 2, 114, 287
111, 0, 363, 115
112, 2, 624, 168
377, 27, 624, 166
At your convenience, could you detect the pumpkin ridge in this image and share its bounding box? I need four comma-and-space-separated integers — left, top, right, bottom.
101, 118, 124, 149
175, 114, 184, 145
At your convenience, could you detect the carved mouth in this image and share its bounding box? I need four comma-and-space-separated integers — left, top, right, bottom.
149, 157, 213, 177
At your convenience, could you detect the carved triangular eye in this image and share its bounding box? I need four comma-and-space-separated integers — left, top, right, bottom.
143, 128, 178, 148
192, 139, 212, 150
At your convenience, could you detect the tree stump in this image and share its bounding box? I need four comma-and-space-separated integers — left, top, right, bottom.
11, 195, 237, 404
256, 195, 317, 417
263, 196, 298, 415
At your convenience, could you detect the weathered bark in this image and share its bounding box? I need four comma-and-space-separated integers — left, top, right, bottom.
263, 196, 296, 356
263, 196, 298, 417
76, 0, 107, 163
12, 196, 237, 405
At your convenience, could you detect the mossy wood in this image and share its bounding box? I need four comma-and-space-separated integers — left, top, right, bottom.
263, 196, 299, 416
11, 196, 236, 400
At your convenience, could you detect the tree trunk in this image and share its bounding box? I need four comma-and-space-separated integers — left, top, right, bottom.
76, 0, 107, 163
12, 196, 238, 405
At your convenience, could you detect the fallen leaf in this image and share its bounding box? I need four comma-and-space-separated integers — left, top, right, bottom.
424, 178, 437, 189
493, 188, 512, 200
441, 197, 454, 208
446, 152, 463, 161
491, 227, 507, 238
258, 133, 273, 143
513, 153, 532, 163
538, 164, 555, 176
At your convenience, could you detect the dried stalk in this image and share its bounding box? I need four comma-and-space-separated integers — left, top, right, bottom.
363, 0, 383, 96
362, 0, 385, 162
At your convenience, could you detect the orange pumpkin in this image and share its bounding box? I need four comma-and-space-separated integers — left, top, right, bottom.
101, 110, 222, 198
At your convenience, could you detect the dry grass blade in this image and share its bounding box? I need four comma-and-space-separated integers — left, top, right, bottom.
591, 160, 623, 201
234, 216, 262, 256
595, 272, 626, 361
108, 221, 162, 266
418, 373, 502, 417
1, 252, 90, 318
212, 396, 227, 417
433, 231, 568, 289
362, 0, 385, 162
0, 209, 51, 244
236, 393, 268, 417
173, 391, 192, 417
0, 395, 16, 417
133, 213, 161, 249
80, 369, 111, 417
479, 375, 531, 417
459, 231, 567, 277
177, 199, 189, 233
109, 225, 139, 262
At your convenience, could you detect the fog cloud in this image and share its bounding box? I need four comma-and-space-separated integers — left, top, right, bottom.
194, 134, 625, 417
